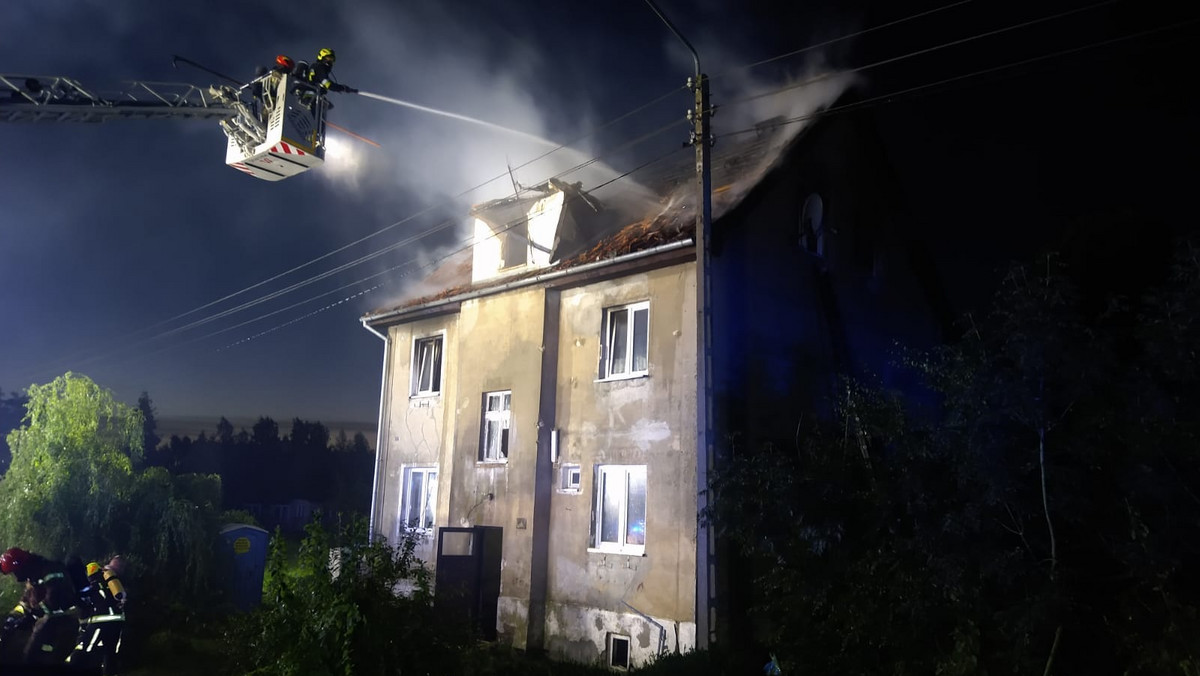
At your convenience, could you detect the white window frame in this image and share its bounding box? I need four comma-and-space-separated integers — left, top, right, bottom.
590, 465, 647, 556
599, 301, 650, 380
479, 390, 511, 463
399, 465, 438, 536
410, 334, 444, 397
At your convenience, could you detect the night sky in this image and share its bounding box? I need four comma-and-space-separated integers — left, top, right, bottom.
1, 0, 1195, 424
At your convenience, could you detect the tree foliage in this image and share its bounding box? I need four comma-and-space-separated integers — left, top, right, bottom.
0, 373, 228, 606
705, 250, 1200, 674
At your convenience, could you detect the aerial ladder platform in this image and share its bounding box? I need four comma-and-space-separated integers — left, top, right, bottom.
0, 72, 327, 181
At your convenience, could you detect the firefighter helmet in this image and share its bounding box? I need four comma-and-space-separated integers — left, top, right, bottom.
0, 547, 31, 575
86, 561, 102, 577
317, 48, 335, 63
275, 54, 295, 71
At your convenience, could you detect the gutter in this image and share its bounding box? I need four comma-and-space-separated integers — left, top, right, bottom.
360, 320, 390, 542
362, 238, 695, 326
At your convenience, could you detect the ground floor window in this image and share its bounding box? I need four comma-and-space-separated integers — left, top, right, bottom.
400, 466, 438, 534
592, 465, 646, 555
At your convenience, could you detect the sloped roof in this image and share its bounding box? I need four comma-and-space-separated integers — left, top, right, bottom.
364, 113, 809, 320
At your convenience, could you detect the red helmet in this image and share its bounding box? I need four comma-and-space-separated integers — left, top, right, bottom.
0, 547, 31, 575
276, 55, 295, 70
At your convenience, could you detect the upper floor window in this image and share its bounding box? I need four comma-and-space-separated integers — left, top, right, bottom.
600, 301, 649, 379
800, 193, 825, 257
411, 335, 443, 396
480, 391, 511, 462
591, 465, 647, 555
400, 465, 438, 535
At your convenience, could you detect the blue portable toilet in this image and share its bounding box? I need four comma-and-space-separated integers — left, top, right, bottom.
219, 523, 269, 611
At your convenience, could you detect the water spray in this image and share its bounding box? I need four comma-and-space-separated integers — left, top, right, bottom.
355, 90, 559, 148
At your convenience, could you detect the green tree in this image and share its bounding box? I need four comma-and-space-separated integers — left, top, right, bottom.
705, 251, 1200, 675
1, 373, 142, 559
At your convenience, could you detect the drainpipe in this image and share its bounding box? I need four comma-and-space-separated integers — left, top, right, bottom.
361, 320, 391, 543
527, 288, 561, 652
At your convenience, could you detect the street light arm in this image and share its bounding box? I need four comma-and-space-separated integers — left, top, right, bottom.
642, 0, 701, 78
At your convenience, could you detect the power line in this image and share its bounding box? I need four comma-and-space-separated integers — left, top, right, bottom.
221, 146, 686, 349
13, 1, 1147, 384
107, 0, 1006, 345
147, 120, 683, 343
192, 14, 1200, 357
27, 119, 689, 381
23, 97, 690, 386
720, 16, 1198, 139
138, 90, 688, 335
132, 145, 689, 357
720, 0, 1120, 109
21, 2, 1022, 381
711, 0, 977, 80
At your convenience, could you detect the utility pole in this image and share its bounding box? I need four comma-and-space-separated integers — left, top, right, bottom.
642, 0, 716, 650
692, 70, 716, 651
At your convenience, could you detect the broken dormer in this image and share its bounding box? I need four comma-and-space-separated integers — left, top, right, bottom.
469, 178, 612, 284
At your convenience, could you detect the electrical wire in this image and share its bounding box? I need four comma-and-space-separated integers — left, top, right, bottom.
710, 0, 977, 80
24, 1, 1024, 380
24, 91, 689, 383
13, 0, 1162, 382
186, 14, 1200, 356
102, 144, 687, 362
104, 0, 1002, 346
719, 0, 1120, 109
36, 119, 689, 378
719, 16, 1199, 140
218, 145, 686, 350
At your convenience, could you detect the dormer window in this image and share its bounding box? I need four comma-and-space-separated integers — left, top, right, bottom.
500, 223, 529, 269
800, 193, 825, 257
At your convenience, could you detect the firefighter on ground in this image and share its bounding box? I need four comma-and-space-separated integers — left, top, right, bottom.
0, 547, 79, 665
69, 559, 126, 672
307, 48, 357, 93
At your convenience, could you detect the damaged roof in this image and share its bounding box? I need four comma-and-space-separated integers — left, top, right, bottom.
364, 113, 810, 322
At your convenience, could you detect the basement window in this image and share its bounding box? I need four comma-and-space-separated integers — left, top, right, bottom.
590, 465, 646, 555
411, 335, 444, 397
480, 391, 511, 462
599, 301, 649, 380
608, 633, 631, 670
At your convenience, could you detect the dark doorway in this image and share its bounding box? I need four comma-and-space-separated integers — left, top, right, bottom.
434, 526, 503, 640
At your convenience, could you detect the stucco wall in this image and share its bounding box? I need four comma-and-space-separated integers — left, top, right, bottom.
547, 262, 699, 665
376, 315, 460, 562
447, 286, 549, 649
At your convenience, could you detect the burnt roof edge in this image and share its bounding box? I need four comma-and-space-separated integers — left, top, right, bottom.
362, 238, 695, 328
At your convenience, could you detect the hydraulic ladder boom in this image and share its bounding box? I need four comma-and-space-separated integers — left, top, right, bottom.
0, 74, 234, 123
